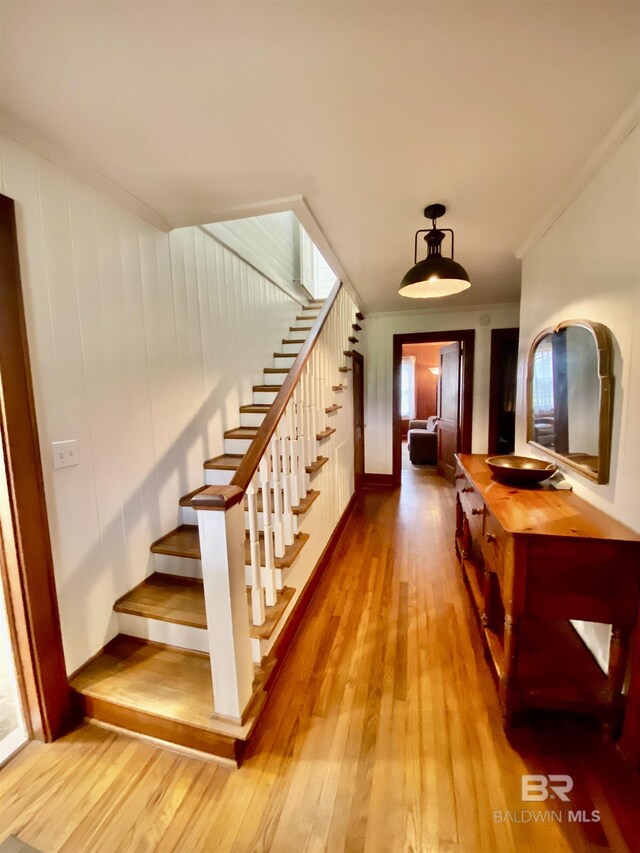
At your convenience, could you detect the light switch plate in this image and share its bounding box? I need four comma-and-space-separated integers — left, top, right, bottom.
52, 439, 79, 470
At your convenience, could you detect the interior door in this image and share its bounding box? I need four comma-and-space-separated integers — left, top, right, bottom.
352, 352, 365, 490
437, 342, 462, 483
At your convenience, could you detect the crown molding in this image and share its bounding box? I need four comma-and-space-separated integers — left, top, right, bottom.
516, 94, 640, 260
369, 300, 521, 321
0, 110, 171, 232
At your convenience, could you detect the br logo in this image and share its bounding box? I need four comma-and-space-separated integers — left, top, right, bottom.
521, 775, 573, 802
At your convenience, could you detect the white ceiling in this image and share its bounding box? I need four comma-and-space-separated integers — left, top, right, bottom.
1, 1, 639, 312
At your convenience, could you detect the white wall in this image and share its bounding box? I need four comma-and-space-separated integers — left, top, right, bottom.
363, 304, 521, 474
515, 122, 640, 670
0, 133, 298, 674
204, 212, 303, 302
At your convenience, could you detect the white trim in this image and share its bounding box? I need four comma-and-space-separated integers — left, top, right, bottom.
516, 94, 640, 260
0, 109, 171, 232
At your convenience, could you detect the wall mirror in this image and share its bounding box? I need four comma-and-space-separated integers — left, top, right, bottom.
526, 320, 613, 483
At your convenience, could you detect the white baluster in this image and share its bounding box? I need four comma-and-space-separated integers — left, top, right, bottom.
246, 476, 265, 626
287, 401, 300, 508
259, 456, 277, 605
270, 434, 285, 558
294, 382, 306, 500
280, 419, 294, 546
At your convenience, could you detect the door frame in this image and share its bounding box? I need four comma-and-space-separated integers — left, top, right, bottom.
487, 327, 519, 455
0, 193, 71, 742
352, 350, 365, 491
392, 330, 475, 486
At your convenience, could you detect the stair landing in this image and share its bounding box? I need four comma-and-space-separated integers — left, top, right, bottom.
70, 634, 263, 763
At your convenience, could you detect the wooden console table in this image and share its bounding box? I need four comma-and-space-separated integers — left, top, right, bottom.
454, 453, 640, 735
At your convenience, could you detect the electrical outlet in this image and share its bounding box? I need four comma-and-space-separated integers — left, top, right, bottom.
52, 440, 79, 470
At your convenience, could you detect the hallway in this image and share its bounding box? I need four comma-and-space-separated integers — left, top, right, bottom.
1, 475, 639, 852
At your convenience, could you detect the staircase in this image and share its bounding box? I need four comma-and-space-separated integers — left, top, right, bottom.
70, 285, 363, 764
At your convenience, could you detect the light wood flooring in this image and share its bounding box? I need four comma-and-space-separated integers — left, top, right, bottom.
1, 472, 639, 852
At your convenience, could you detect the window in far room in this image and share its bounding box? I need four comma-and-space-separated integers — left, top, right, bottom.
401, 356, 416, 419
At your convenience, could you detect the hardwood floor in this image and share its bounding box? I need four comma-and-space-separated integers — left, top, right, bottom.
2, 474, 640, 852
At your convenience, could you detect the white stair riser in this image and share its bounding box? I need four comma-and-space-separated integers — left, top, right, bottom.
282, 342, 304, 355
181, 504, 198, 525
204, 467, 235, 485
240, 411, 267, 427
224, 436, 254, 454
273, 355, 296, 369
254, 390, 278, 405
154, 553, 202, 578
292, 319, 314, 330
117, 611, 209, 654
263, 372, 286, 386
244, 564, 283, 589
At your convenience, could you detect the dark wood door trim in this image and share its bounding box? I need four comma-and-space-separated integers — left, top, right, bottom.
392, 329, 475, 486
352, 351, 365, 491
487, 327, 519, 455
0, 193, 71, 741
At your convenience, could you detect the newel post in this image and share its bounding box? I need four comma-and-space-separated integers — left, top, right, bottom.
192, 485, 254, 721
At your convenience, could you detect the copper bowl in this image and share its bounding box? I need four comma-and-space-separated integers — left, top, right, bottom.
486, 455, 557, 486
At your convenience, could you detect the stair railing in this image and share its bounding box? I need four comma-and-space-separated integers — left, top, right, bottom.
192, 282, 357, 720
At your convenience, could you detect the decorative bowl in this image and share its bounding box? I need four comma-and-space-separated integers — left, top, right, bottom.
486, 455, 557, 486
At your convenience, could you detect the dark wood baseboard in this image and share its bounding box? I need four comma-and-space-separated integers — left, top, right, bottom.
362, 473, 396, 488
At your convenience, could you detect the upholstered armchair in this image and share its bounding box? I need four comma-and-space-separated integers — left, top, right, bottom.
407, 416, 438, 464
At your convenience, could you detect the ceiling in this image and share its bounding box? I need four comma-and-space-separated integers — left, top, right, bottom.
1, 2, 639, 312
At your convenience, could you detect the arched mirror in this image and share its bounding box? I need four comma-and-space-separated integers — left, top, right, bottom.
526, 320, 613, 484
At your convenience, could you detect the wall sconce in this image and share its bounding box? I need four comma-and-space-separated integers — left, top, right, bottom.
399, 203, 471, 299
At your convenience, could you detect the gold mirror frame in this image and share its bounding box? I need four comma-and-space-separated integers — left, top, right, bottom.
526, 319, 613, 484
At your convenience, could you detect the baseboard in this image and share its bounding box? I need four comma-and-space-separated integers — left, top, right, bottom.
362, 473, 396, 488
261, 490, 359, 694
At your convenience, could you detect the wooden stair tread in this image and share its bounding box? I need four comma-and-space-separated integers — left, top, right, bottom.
115, 572, 206, 628
343, 351, 353, 358
114, 572, 295, 641
325, 404, 342, 414
224, 427, 259, 439
245, 531, 310, 569
263, 368, 289, 374
352, 323, 362, 331
150, 524, 200, 559
179, 485, 208, 506
248, 585, 295, 641
273, 352, 294, 358
239, 404, 270, 413
282, 339, 306, 345
348, 336, 358, 343
204, 453, 244, 470
70, 634, 259, 745
339, 367, 352, 373
306, 456, 329, 474
245, 488, 320, 516
356, 312, 365, 321
332, 384, 344, 391
296, 315, 318, 321
317, 427, 336, 441
291, 326, 312, 332
253, 384, 282, 392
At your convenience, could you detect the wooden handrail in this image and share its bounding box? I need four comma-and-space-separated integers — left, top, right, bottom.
230, 280, 343, 495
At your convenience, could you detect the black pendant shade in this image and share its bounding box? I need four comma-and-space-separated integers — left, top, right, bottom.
399, 204, 471, 299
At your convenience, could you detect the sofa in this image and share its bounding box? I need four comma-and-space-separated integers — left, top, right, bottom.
407, 416, 438, 465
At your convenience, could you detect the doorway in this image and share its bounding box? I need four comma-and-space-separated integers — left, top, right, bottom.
352, 351, 365, 491
487, 328, 519, 455
392, 330, 475, 486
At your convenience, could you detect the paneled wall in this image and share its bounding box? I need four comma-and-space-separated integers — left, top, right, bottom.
0, 133, 298, 674
515, 122, 640, 670
363, 304, 521, 474
203, 212, 301, 301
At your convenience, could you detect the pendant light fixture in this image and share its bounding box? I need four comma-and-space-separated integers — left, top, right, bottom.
399, 203, 471, 298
